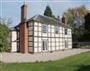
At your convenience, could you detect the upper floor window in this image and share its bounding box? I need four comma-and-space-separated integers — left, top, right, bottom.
42, 24, 48, 33
65, 28, 67, 35
55, 26, 59, 34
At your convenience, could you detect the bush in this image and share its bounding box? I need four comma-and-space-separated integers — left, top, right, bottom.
0, 18, 10, 52
72, 42, 80, 48
81, 45, 90, 49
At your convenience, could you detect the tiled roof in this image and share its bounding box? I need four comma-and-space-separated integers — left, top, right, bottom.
28, 15, 71, 28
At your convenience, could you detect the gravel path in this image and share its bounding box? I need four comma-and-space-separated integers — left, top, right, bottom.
0, 49, 90, 63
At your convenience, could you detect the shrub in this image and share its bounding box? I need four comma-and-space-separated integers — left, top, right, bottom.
72, 42, 80, 48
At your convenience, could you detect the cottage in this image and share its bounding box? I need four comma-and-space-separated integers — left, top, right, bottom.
11, 2, 72, 53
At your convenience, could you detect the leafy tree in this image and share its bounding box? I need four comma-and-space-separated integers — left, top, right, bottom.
84, 12, 90, 32
77, 5, 87, 18
64, 6, 88, 42
82, 12, 90, 41
0, 18, 11, 52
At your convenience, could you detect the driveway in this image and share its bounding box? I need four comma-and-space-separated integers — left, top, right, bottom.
0, 49, 90, 63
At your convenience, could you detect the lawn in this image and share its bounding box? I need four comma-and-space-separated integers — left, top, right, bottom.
0, 51, 90, 71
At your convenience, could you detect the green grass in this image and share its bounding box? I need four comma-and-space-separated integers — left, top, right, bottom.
1, 51, 90, 71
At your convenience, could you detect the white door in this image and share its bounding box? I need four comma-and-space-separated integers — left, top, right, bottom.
65, 40, 68, 48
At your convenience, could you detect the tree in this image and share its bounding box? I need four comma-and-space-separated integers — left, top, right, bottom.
44, 5, 59, 20
0, 18, 11, 52
44, 5, 53, 17
84, 12, 90, 32
64, 6, 88, 42
77, 5, 87, 18
82, 12, 90, 41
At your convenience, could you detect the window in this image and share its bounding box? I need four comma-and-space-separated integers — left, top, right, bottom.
28, 42, 33, 47
42, 24, 48, 33
65, 28, 67, 35
55, 26, 59, 34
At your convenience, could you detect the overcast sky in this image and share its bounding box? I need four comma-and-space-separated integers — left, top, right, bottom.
0, 0, 90, 26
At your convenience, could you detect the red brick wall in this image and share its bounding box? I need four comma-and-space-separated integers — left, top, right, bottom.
20, 22, 28, 53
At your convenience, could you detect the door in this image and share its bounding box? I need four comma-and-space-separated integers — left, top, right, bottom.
42, 40, 48, 51
65, 40, 68, 48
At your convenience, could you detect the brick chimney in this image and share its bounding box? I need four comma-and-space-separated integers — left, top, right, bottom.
19, 0, 28, 53
21, 0, 27, 22
62, 13, 68, 24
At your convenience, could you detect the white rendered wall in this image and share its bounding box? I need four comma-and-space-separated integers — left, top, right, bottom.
11, 31, 17, 52
33, 22, 72, 52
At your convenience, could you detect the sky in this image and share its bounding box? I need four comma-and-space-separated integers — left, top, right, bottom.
0, 0, 90, 27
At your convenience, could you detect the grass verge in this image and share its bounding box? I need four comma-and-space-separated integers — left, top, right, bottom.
0, 51, 90, 71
